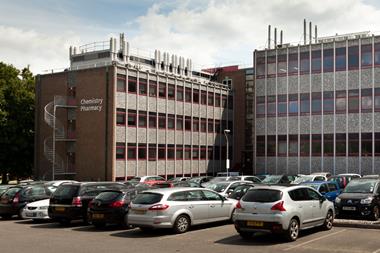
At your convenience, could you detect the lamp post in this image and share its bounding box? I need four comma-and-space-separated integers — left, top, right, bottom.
224, 129, 230, 177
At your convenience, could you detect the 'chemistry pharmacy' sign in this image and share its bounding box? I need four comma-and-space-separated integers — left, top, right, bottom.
80, 98, 103, 112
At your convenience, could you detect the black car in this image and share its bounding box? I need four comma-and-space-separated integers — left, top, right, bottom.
228, 184, 255, 200
335, 178, 380, 220
0, 184, 53, 219
48, 182, 127, 225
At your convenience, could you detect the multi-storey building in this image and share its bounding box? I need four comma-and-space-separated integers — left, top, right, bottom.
254, 28, 380, 176
35, 34, 233, 181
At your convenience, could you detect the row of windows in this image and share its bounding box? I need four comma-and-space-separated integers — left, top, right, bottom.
257, 88, 380, 117
117, 76, 233, 109
116, 143, 232, 160
257, 133, 379, 157
116, 109, 233, 133
257, 43, 380, 78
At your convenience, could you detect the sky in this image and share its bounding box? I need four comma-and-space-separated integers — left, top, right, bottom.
2, 0, 380, 74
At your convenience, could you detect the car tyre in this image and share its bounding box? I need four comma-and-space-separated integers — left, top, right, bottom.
285, 218, 299, 242
371, 205, 380, 221
238, 231, 253, 239
230, 209, 236, 223
173, 215, 190, 234
322, 210, 334, 230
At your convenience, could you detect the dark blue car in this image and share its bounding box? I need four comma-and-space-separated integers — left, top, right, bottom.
301, 181, 341, 202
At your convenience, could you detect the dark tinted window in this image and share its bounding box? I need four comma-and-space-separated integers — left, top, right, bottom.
2, 187, 21, 198
202, 190, 221, 201
327, 183, 338, 191
187, 190, 204, 201
53, 185, 80, 198
306, 188, 320, 200
344, 180, 377, 193
21, 185, 47, 197
133, 192, 163, 204
229, 185, 251, 199
242, 189, 282, 203
168, 191, 187, 201
95, 191, 122, 201
319, 184, 328, 194
288, 189, 308, 201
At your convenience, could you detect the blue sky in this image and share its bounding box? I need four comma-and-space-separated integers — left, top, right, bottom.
2, 0, 380, 73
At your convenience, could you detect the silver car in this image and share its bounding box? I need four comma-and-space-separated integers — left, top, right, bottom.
128, 187, 237, 233
233, 185, 334, 241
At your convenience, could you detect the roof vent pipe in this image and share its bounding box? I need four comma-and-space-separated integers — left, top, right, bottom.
304, 19, 307, 45
268, 25, 271, 49
309, 21, 312, 44
280, 30, 283, 45
274, 27, 277, 47
315, 25, 318, 43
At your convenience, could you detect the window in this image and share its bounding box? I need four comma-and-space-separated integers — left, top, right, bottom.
193, 89, 199, 103
149, 112, 157, 128
168, 84, 175, 100
215, 120, 221, 133
267, 135, 276, 157
256, 136, 265, 156
138, 111, 147, 127
375, 133, 380, 156
149, 81, 157, 97
362, 44, 372, 68
336, 90, 346, 114
288, 53, 298, 75
185, 116, 191, 131
200, 118, 207, 132
168, 114, 175, 129
208, 119, 214, 133
311, 92, 322, 115
312, 50, 321, 73
139, 79, 147, 95
207, 146, 213, 160
323, 91, 334, 114
278, 135, 287, 156
362, 133, 372, 156
167, 144, 175, 160
159, 82, 166, 98
300, 51, 310, 74
184, 145, 192, 159
375, 88, 380, 112
192, 117, 199, 131
117, 77, 126, 92
201, 91, 207, 104
300, 135, 310, 156
176, 115, 183, 130
324, 134, 334, 156
348, 133, 359, 156
128, 77, 137, 93
289, 135, 298, 156
138, 144, 146, 160
300, 93, 310, 115
277, 95, 287, 116
127, 143, 136, 160
176, 145, 183, 160
335, 47, 346, 71
148, 144, 156, 161
348, 89, 359, 113
128, 110, 137, 127
362, 88, 373, 112
267, 96, 276, 117
192, 146, 199, 159
185, 88, 192, 102
158, 113, 166, 129
256, 56, 266, 78
222, 95, 228, 108
267, 55, 276, 76
177, 86, 184, 101
158, 144, 166, 160
256, 96, 265, 117
208, 92, 214, 106
375, 43, 380, 66
200, 146, 207, 159
312, 134, 321, 156
288, 94, 298, 116
116, 108, 126, 125
215, 94, 221, 107
328, 183, 338, 192
323, 49, 333, 72
336, 133, 346, 156
277, 54, 287, 76
348, 46, 359, 70
116, 142, 125, 159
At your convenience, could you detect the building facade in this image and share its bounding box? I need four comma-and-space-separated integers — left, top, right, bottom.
254, 31, 380, 176
35, 34, 233, 181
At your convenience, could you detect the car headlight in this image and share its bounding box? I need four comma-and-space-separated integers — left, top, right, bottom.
360, 197, 373, 204
335, 197, 341, 204
39, 206, 48, 210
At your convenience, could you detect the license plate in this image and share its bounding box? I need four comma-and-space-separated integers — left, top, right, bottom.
342, 206, 356, 211
133, 209, 147, 215
55, 207, 65, 212
92, 213, 104, 219
247, 220, 264, 227
25, 212, 36, 217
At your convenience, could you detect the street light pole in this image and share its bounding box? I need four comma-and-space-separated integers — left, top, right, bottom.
224, 129, 230, 177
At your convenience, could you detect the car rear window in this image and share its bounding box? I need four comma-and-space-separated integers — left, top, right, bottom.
242, 189, 283, 203
53, 185, 80, 198
95, 191, 121, 201
132, 192, 163, 205
21, 185, 47, 197
79, 184, 124, 196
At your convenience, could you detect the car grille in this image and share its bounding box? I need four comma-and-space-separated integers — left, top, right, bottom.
27, 207, 38, 210
342, 199, 360, 205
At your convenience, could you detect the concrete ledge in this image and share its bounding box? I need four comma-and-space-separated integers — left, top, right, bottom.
334, 218, 380, 229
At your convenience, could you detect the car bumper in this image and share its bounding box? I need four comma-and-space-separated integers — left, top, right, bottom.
233, 213, 288, 232
21, 209, 50, 220
48, 206, 83, 221
88, 209, 126, 225
335, 204, 374, 218
127, 213, 173, 228
0, 203, 24, 216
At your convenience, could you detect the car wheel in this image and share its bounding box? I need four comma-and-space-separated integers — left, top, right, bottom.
285, 218, 299, 242
371, 205, 380, 221
18, 209, 24, 219
230, 209, 236, 223
173, 215, 190, 234
239, 231, 253, 239
322, 210, 334, 230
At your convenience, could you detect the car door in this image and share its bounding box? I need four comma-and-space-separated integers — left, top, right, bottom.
326, 182, 339, 201
183, 190, 209, 224
305, 188, 325, 224
288, 188, 314, 226
202, 190, 230, 221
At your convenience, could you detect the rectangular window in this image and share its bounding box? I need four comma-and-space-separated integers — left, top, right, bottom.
138, 144, 146, 160
256, 56, 266, 78
176, 115, 183, 130
185, 116, 191, 131
312, 50, 321, 73
200, 118, 207, 132
311, 92, 322, 115
139, 79, 147, 95
176, 86, 184, 101
192, 117, 199, 131
278, 135, 287, 156
375, 133, 380, 156
168, 114, 175, 129
201, 91, 207, 104
168, 84, 175, 100
323, 49, 333, 72
185, 88, 192, 102
149, 81, 157, 97
312, 134, 321, 156
335, 47, 346, 71
208, 119, 214, 133
300, 93, 310, 115
128, 77, 137, 93
116, 142, 125, 159
267, 95, 276, 117
149, 112, 157, 128
192, 146, 199, 159
348, 46, 359, 70
288, 53, 298, 75
193, 89, 199, 103
215, 120, 221, 133
362, 88, 373, 112
375, 88, 380, 112
159, 82, 166, 98
267, 136, 276, 157
256, 96, 266, 117
300, 51, 310, 74
362, 133, 372, 157
117, 77, 126, 92
348, 133, 359, 156
323, 91, 334, 114
336, 90, 346, 114
288, 94, 298, 116
336, 133, 346, 156
116, 108, 126, 125
148, 144, 156, 161
267, 55, 276, 76
215, 94, 221, 107
167, 144, 175, 160
348, 89, 359, 113
184, 145, 192, 160
324, 134, 334, 156
207, 146, 213, 160
277, 54, 287, 76
361, 44, 372, 68
138, 111, 147, 128
158, 113, 166, 129
375, 43, 380, 66
208, 92, 214, 106
300, 135, 310, 156
127, 143, 136, 160
289, 135, 298, 156
277, 95, 287, 116
176, 145, 183, 160
158, 144, 166, 160
128, 110, 137, 127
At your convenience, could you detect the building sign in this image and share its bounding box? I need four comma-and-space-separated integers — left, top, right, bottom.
80, 98, 103, 112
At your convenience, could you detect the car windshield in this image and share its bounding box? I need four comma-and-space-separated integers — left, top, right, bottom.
242, 189, 283, 203
293, 176, 314, 184
261, 175, 282, 184
207, 182, 230, 193
344, 180, 377, 193
95, 191, 121, 201
53, 185, 80, 198
132, 192, 163, 205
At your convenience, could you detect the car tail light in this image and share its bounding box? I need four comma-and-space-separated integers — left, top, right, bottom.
271, 201, 286, 212
72, 197, 82, 207
12, 192, 20, 205
235, 201, 242, 209
148, 204, 169, 211
109, 200, 125, 208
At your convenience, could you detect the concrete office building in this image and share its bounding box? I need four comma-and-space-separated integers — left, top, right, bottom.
254, 21, 380, 176
35, 34, 233, 181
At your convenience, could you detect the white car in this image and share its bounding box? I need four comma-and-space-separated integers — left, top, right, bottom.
233, 185, 334, 241
206, 181, 253, 197
292, 175, 327, 184
227, 176, 262, 183
21, 199, 50, 220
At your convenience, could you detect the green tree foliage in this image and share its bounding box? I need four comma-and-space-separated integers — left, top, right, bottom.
0, 62, 35, 183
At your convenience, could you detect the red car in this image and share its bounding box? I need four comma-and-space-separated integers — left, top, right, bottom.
129, 176, 166, 186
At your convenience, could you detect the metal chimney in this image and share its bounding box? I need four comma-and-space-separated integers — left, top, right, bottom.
315, 25, 318, 43
274, 27, 277, 47
280, 30, 283, 45
304, 19, 306, 45
268, 25, 271, 49
309, 22, 312, 44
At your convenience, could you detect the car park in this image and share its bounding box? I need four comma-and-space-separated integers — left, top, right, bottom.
261, 175, 297, 185
128, 187, 237, 233
301, 181, 341, 202
335, 178, 380, 220
206, 181, 253, 197
129, 176, 166, 186
233, 185, 334, 241
292, 175, 327, 184
227, 175, 262, 183
228, 184, 255, 200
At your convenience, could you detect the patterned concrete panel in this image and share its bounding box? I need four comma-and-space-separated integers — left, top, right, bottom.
288, 76, 298, 94
182, 160, 191, 174
288, 117, 299, 135
300, 157, 311, 175
147, 161, 157, 176
348, 71, 359, 90
348, 40, 359, 47
361, 113, 373, 133
375, 69, 380, 87
138, 162, 147, 177
323, 115, 334, 133
323, 158, 334, 173
199, 161, 207, 175
214, 109, 223, 120
300, 76, 310, 93
335, 72, 346, 90
148, 98, 157, 112
277, 77, 287, 94
311, 116, 322, 134
176, 133, 184, 144
137, 129, 147, 143
256, 118, 266, 135
157, 130, 166, 143
361, 69, 373, 88
323, 73, 334, 91
184, 132, 191, 144
193, 104, 199, 117
199, 105, 207, 118
361, 158, 373, 176
300, 116, 311, 134
127, 161, 137, 176
288, 157, 299, 175
311, 157, 322, 173
208, 134, 217, 146
267, 78, 276, 96
116, 93, 126, 108
267, 118, 276, 135
207, 107, 214, 119
335, 115, 347, 133
256, 158, 266, 174
311, 74, 322, 92
267, 158, 276, 175
374, 158, 380, 174
167, 131, 175, 143
347, 114, 359, 133
176, 102, 184, 115
126, 129, 137, 142
192, 133, 199, 145
115, 160, 126, 178
184, 103, 192, 116
256, 79, 266, 96
167, 100, 175, 114
347, 157, 360, 174
166, 161, 175, 176
157, 99, 166, 113
277, 157, 287, 174
148, 130, 157, 143
138, 96, 147, 111
277, 117, 287, 135
335, 158, 347, 174
116, 126, 126, 142
127, 94, 137, 110
175, 161, 183, 175
199, 133, 207, 145
157, 161, 166, 175
323, 42, 334, 49
375, 114, 380, 132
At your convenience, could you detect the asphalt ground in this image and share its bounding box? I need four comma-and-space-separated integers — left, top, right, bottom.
1, 218, 380, 253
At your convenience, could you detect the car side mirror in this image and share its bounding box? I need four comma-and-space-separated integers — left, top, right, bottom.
319, 196, 326, 203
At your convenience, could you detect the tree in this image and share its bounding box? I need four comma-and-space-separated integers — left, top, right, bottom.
0, 62, 35, 184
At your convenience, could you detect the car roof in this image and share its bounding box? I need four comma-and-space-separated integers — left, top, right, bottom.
141, 187, 210, 194
250, 184, 316, 191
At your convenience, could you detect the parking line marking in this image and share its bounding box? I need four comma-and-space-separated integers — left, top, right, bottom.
283, 229, 347, 251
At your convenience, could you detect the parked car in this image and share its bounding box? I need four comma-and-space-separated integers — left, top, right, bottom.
188, 176, 214, 187
311, 172, 332, 178
328, 174, 361, 189
128, 187, 237, 233
0, 185, 11, 196
234, 185, 334, 241
200, 177, 227, 188
301, 181, 341, 202
206, 181, 253, 197
227, 176, 262, 183
172, 181, 201, 188
335, 178, 380, 220
216, 172, 239, 177
228, 184, 255, 200
261, 175, 297, 185
292, 175, 327, 184
129, 176, 166, 186
48, 182, 127, 225
168, 177, 190, 182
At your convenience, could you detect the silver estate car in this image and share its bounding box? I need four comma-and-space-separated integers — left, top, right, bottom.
128, 187, 238, 233
233, 185, 334, 241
